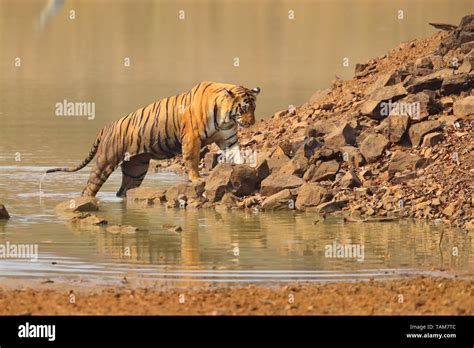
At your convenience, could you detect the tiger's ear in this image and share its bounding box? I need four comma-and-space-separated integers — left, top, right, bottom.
250, 87, 261, 95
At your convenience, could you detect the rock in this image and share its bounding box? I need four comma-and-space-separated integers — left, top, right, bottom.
70, 213, 107, 226
0, 204, 10, 219
361, 84, 407, 119
387, 152, 431, 177
442, 203, 456, 217
54, 196, 99, 214
340, 146, 364, 167
291, 137, 321, 159
405, 69, 451, 93
308, 160, 340, 182
360, 100, 382, 119
162, 224, 182, 233
266, 147, 290, 172
439, 15, 474, 54
166, 182, 205, 202
440, 74, 474, 95
408, 120, 443, 146
415, 56, 433, 70
127, 187, 166, 206
368, 83, 407, 102
310, 119, 339, 135
295, 183, 329, 210
278, 154, 309, 178
428, 22, 457, 31
339, 171, 362, 188
215, 192, 240, 210
453, 96, 474, 118
255, 158, 271, 183
204, 163, 234, 202
382, 115, 410, 143
324, 122, 357, 149
421, 132, 443, 147
260, 173, 304, 196
203, 152, 219, 172
315, 200, 348, 214
365, 73, 397, 95
204, 163, 258, 202
261, 189, 295, 210
459, 49, 474, 73
391, 171, 418, 184
106, 225, 140, 234
395, 92, 441, 121
360, 134, 389, 163
229, 165, 258, 196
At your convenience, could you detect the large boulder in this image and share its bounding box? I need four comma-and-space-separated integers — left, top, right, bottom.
405, 69, 451, 93
204, 164, 234, 202
166, 182, 205, 202
255, 158, 271, 183
379, 114, 410, 143
260, 172, 303, 196
295, 183, 329, 210
395, 92, 441, 121
54, 196, 99, 214
453, 96, 474, 118
0, 204, 10, 219
360, 84, 407, 119
388, 151, 431, 177
364, 73, 398, 95
440, 74, 474, 95
324, 122, 357, 149
408, 120, 443, 146
203, 151, 219, 172
204, 163, 258, 202
261, 189, 295, 210
308, 160, 340, 182
278, 155, 309, 178
266, 146, 290, 172
229, 165, 259, 196
339, 171, 362, 188
360, 134, 389, 163
291, 137, 321, 159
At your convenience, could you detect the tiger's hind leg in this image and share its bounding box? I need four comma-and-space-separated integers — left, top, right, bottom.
116, 154, 151, 197
82, 161, 117, 197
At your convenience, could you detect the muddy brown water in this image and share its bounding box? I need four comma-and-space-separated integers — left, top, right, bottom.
0, 0, 473, 285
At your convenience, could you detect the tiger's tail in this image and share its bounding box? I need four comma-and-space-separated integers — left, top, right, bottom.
46, 129, 104, 174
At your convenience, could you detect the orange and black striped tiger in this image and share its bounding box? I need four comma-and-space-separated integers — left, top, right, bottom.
47, 82, 260, 197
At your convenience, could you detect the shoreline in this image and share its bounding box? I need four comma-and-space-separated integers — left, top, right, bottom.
0, 275, 472, 315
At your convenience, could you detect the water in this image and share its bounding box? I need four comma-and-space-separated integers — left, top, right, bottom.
0, 0, 473, 285
0, 165, 472, 285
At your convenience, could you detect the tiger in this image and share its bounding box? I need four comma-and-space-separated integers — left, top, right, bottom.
46, 81, 260, 197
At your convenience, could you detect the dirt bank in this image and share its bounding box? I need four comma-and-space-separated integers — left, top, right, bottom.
0, 276, 472, 315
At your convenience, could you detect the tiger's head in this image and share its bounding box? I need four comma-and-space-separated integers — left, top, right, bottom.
222, 86, 260, 128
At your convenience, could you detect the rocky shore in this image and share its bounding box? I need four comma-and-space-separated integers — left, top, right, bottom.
142, 15, 473, 231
